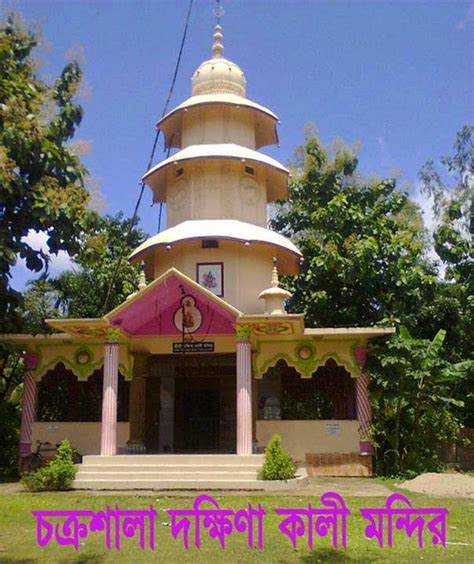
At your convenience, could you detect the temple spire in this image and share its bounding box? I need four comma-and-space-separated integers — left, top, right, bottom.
212, 24, 224, 59
212, 0, 224, 59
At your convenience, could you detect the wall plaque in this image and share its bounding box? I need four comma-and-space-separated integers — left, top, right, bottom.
172, 341, 215, 353
325, 423, 340, 435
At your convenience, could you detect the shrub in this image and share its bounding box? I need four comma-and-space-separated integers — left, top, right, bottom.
0, 400, 20, 481
259, 434, 296, 480
22, 439, 77, 491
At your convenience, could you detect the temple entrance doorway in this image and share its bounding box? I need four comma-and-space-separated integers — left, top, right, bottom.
175, 378, 220, 451
174, 356, 237, 454
143, 354, 237, 454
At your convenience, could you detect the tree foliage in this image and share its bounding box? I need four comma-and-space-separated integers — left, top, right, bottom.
21, 212, 147, 326
419, 125, 473, 363
368, 327, 470, 476
0, 14, 90, 332
271, 133, 439, 333
273, 129, 473, 474
0, 397, 20, 478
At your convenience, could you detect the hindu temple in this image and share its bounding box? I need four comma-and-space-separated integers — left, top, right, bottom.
5, 19, 394, 487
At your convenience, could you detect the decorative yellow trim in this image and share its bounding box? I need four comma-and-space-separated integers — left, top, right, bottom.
33, 343, 134, 381
105, 328, 122, 344
236, 324, 252, 341
119, 344, 134, 381
253, 338, 361, 379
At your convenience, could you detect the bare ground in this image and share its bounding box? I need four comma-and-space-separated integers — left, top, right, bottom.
398, 472, 474, 498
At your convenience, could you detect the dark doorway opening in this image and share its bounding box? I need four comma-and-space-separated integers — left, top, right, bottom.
175, 377, 221, 452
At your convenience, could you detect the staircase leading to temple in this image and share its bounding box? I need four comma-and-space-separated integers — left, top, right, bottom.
73, 454, 269, 490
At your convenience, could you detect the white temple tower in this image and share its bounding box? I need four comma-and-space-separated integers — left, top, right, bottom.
130, 24, 302, 313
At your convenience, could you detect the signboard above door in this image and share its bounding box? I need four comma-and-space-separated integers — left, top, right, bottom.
172, 342, 215, 353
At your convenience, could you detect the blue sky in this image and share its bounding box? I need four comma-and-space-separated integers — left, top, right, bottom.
4, 0, 473, 288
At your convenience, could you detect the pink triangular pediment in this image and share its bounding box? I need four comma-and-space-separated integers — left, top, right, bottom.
107, 273, 237, 337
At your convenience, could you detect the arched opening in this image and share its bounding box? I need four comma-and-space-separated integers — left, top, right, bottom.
255, 358, 360, 463
37, 363, 129, 422
258, 358, 355, 421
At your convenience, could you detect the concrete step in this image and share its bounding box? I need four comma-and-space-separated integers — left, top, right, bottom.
76, 465, 260, 473
73, 478, 267, 491
81, 454, 264, 466
73, 454, 268, 490
75, 472, 258, 481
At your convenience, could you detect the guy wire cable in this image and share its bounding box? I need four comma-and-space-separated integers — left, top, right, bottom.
102, 0, 194, 313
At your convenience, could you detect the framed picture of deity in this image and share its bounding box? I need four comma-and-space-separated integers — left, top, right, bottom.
196, 262, 224, 297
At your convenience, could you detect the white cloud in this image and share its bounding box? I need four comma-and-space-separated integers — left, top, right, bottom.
411, 183, 447, 277
15, 230, 74, 275
412, 182, 436, 233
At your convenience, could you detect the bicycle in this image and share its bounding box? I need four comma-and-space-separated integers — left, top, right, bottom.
18, 440, 51, 475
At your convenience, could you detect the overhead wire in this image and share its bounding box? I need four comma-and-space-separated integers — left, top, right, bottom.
102, 0, 194, 314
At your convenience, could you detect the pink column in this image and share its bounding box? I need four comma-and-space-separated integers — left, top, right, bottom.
19, 353, 39, 456
100, 343, 119, 456
236, 338, 252, 455
356, 372, 373, 455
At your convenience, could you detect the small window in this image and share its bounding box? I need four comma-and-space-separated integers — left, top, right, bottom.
176, 167, 184, 177
245, 165, 255, 175
202, 239, 219, 249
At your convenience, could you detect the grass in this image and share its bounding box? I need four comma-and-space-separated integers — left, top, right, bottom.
0, 490, 472, 563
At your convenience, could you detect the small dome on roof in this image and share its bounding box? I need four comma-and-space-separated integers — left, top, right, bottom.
191, 24, 246, 97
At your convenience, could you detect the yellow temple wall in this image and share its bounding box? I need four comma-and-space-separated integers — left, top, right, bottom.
166, 159, 267, 228
256, 420, 360, 462
181, 105, 256, 149
31, 422, 130, 455
153, 241, 275, 313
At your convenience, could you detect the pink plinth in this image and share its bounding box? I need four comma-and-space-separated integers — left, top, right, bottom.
236, 340, 252, 455
359, 440, 374, 456
19, 369, 38, 456
100, 343, 119, 456
19, 443, 32, 457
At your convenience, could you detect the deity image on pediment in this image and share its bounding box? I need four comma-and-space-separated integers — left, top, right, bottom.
173, 295, 203, 334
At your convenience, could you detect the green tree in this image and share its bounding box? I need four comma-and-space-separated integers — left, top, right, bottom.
0, 345, 22, 479
21, 276, 58, 334
0, 14, 90, 332
1, 213, 146, 478
271, 132, 439, 333
368, 327, 470, 476
272, 131, 473, 475
419, 125, 473, 362
419, 125, 474, 427
21, 213, 147, 325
